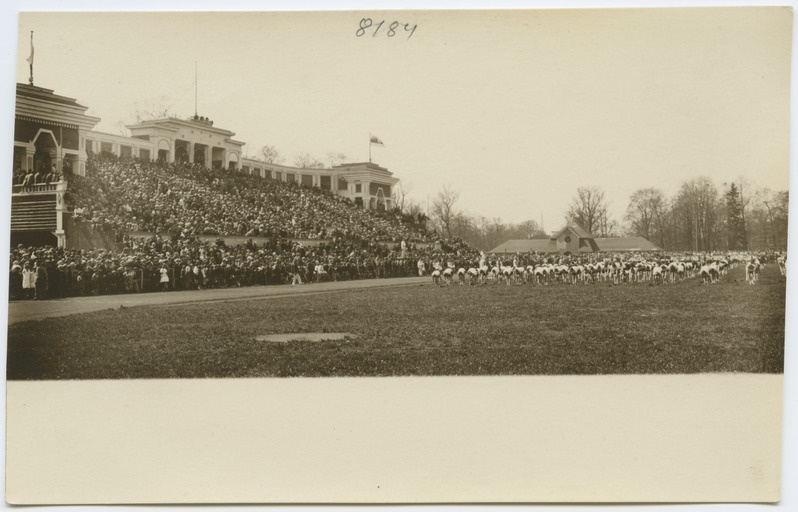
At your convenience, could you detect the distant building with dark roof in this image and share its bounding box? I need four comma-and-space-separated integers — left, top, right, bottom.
490, 223, 662, 254
591, 236, 662, 252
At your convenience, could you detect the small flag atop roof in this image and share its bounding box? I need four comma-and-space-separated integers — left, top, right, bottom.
27, 31, 34, 85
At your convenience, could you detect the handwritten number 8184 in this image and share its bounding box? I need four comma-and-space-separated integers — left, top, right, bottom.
356, 18, 417, 39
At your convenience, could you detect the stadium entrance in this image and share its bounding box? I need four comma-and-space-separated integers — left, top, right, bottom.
212, 146, 226, 169
175, 140, 190, 162
33, 130, 57, 172
193, 143, 207, 166
157, 139, 171, 162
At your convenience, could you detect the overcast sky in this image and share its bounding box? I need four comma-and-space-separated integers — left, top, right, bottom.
10, 7, 792, 229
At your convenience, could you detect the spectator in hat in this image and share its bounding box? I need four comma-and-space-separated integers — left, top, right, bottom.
9, 260, 23, 300
291, 257, 303, 286
159, 263, 170, 291
34, 261, 48, 300
21, 262, 36, 299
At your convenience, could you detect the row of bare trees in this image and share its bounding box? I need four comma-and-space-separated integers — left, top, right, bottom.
624, 178, 788, 251
568, 180, 788, 251
393, 184, 546, 250
395, 179, 788, 252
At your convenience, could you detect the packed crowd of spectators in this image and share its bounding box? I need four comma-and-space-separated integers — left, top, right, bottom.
8, 235, 478, 299
68, 154, 434, 243
9, 154, 482, 299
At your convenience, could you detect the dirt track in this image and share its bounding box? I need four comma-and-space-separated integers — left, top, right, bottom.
7, 276, 429, 324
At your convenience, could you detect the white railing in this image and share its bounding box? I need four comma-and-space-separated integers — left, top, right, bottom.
11, 180, 67, 195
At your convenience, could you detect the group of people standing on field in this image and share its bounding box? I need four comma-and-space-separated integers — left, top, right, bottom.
8, 258, 49, 300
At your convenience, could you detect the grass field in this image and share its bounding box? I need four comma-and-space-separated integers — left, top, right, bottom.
6, 265, 786, 379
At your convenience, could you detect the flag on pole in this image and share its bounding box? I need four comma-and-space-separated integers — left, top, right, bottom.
26, 31, 34, 66
369, 135, 384, 146
27, 31, 34, 85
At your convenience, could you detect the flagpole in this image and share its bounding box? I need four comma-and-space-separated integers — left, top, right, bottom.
28, 31, 34, 86
368, 133, 372, 163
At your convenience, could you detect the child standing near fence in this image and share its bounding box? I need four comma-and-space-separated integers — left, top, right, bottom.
159, 264, 170, 291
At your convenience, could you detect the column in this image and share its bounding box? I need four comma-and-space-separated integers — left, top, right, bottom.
56, 145, 64, 173
55, 183, 67, 247
188, 142, 194, 163
25, 145, 35, 171
362, 180, 372, 209
78, 137, 89, 176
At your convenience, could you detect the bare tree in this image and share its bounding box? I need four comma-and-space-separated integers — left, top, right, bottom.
751, 188, 789, 250
736, 176, 752, 248
651, 198, 674, 250
483, 217, 507, 252
430, 184, 460, 237
672, 177, 722, 251
405, 198, 424, 218
132, 96, 176, 123
566, 186, 610, 235
450, 212, 475, 240
293, 152, 325, 169
625, 188, 666, 240
116, 121, 131, 137
327, 152, 348, 167
516, 219, 547, 239
391, 181, 412, 213
260, 145, 284, 164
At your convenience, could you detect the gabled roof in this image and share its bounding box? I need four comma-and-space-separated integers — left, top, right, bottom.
551, 223, 593, 240
490, 239, 554, 253
579, 238, 601, 252
593, 237, 662, 252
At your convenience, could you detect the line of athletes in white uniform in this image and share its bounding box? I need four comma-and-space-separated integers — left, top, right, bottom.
429, 251, 783, 287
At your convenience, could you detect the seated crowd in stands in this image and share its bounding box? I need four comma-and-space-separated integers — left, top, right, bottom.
68, 154, 434, 243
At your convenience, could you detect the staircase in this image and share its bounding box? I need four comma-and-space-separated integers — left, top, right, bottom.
10, 195, 57, 232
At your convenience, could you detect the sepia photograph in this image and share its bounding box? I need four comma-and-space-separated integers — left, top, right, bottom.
2, 3, 794, 507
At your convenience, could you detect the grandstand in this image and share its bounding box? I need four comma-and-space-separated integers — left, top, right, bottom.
10, 82, 476, 299
11, 82, 403, 250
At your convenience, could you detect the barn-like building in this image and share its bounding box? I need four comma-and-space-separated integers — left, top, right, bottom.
490, 224, 662, 254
